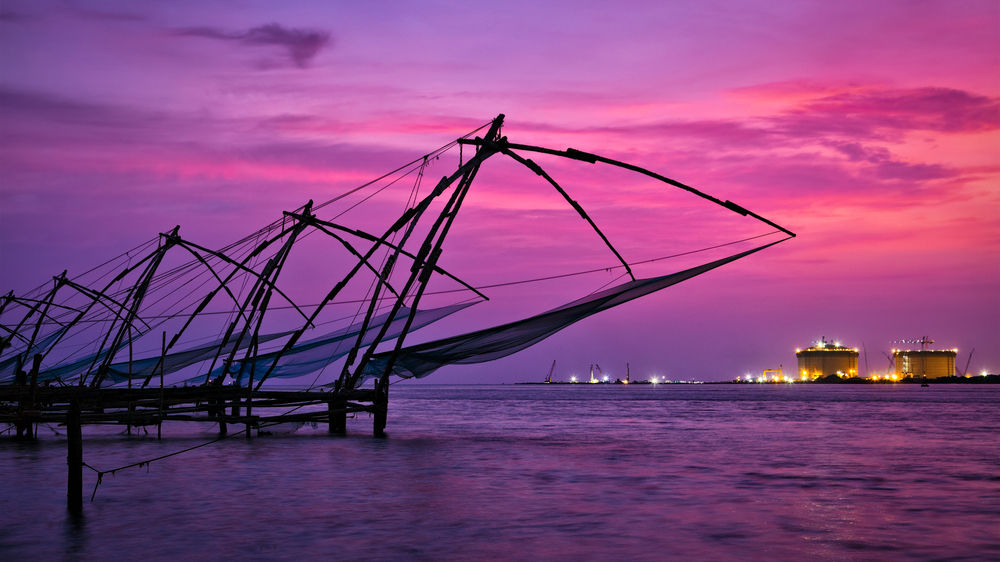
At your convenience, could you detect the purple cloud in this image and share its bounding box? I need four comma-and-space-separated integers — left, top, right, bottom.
777, 87, 1000, 137
873, 160, 953, 181
175, 23, 331, 68
826, 141, 891, 163
821, 141, 956, 181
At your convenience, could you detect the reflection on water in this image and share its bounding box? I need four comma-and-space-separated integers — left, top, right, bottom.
1, 385, 998, 559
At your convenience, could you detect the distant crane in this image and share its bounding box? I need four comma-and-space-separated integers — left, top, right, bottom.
956, 348, 976, 376
876, 351, 899, 379
589, 363, 607, 383
544, 360, 556, 383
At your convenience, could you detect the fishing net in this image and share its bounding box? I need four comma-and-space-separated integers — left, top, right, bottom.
360, 242, 778, 382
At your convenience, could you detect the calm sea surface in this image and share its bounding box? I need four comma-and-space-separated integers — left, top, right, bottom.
1, 384, 998, 560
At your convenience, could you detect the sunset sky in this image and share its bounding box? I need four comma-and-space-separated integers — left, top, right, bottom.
1, 1, 997, 382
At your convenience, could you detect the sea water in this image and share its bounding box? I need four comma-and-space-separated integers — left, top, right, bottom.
1, 384, 997, 560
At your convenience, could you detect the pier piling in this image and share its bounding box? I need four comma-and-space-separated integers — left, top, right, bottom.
329, 399, 346, 434
67, 399, 82, 513
373, 377, 388, 437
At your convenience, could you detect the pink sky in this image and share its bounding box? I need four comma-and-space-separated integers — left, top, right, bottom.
1, 1, 997, 382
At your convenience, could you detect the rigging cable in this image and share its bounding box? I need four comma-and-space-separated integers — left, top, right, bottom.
12, 230, 782, 326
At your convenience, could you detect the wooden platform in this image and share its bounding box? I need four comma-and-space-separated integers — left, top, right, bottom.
0, 382, 387, 436
1, 379, 391, 512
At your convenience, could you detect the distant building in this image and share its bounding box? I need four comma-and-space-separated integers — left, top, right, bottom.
893, 349, 956, 378
796, 337, 859, 380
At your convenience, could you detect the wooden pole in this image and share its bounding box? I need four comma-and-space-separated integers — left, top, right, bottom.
329, 398, 346, 434
28, 354, 41, 440
217, 392, 228, 436
373, 376, 388, 438
15, 356, 27, 439
158, 332, 165, 440
127, 332, 133, 435
67, 399, 82, 513
245, 334, 256, 439
230, 380, 240, 420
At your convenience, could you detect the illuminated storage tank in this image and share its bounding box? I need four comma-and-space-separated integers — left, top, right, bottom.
795, 337, 859, 380
893, 349, 956, 378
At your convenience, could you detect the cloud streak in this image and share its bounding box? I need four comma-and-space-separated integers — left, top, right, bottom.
770, 87, 1000, 140
175, 23, 331, 68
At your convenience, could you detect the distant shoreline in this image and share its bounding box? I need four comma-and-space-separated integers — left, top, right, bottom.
516, 375, 1000, 385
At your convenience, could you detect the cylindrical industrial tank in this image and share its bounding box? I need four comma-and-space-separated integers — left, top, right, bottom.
795, 337, 859, 379
892, 349, 956, 378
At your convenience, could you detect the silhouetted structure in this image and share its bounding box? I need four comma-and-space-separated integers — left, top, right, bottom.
1, 115, 794, 506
